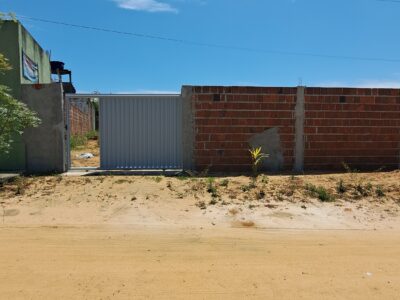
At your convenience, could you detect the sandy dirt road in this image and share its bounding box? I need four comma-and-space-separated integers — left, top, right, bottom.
0, 173, 399, 299
1, 226, 399, 300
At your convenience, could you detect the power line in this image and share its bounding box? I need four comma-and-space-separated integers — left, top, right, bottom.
18, 15, 400, 63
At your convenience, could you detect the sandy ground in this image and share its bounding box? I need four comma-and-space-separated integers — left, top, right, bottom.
1, 227, 399, 299
0, 171, 399, 299
71, 139, 100, 168
1, 171, 399, 229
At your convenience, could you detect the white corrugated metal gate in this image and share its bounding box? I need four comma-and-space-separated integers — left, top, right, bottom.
99, 95, 183, 169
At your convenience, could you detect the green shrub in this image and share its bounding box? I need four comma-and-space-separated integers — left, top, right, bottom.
259, 174, 269, 184
354, 182, 372, 197
305, 183, 334, 202
70, 134, 87, 149
241, 180, 257, 192
85, 130, 98, 140
375, 185, 385, 197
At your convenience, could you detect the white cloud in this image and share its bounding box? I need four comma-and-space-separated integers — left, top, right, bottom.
113, 0, 178, 13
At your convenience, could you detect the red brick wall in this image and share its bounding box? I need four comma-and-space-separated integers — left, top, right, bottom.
192, 86, 297, 172
304, 88, 400, 170
69, 104, 93, 136
192, 86, 400, 172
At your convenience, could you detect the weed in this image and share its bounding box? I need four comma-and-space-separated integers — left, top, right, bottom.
209, 198, 218, 205
177, 176, 189, 181
241, 178, 257, 192
241, 184, 252, 192
220, 179, 229, 187
228, 192, 238, 199
316, 187, 335, 202
97, 177, 106, 183
249, 147, 269, 176
259, 174, 269, 184
374, 166, 386, 173
199, 165, 210, 177
189, 179, 206, 193
55, 174, 63, 183
342, 162, 359, 174
336, 179, 347, 194
196, 201, 207, 210
115, 179, 129, 184
70, 134, 87, 150
84, 177, 92, 184
256, 190, 266, 200
376, 185, 385, 197
166, 181, 173, 190
153, 176, 163, 183
14, 177, 27, 195
85, 130, 98, 140
305, 183, 334, 202
354, 182, 372, 197
275, 192, 284, 201
206, 178, 219, 198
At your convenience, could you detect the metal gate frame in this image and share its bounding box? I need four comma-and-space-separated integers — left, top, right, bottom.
65, 93, 183, 170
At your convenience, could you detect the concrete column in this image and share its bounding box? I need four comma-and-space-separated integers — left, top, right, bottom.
21, 83, 66, 174
294, 86, 305, 172
181, 86, 195, 170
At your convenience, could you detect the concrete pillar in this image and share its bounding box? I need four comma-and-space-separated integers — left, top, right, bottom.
294, 86, 305, 172
21, 83, 67, 174
181, 86, 195, 170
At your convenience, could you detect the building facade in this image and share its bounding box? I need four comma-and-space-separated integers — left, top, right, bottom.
0, 20, 52, 171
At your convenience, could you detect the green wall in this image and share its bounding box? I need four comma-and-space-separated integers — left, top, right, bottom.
0, 20, 51, 171
0, 21, 20, 99
18, 23, 51, 85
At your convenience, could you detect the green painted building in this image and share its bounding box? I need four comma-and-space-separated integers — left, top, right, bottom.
0, 20, 52, 171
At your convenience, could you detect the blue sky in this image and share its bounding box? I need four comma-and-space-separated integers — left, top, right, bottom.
2, 0, 400, 93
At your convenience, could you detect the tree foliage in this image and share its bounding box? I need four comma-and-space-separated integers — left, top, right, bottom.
0, 13, 41, 154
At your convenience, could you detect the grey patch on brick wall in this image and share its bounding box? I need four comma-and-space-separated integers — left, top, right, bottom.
248, 127, 284, 172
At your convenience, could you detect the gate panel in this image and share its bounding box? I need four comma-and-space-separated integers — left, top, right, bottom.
99, 95, 182, 169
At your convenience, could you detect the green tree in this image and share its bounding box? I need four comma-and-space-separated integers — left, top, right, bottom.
0, 14, 41, 154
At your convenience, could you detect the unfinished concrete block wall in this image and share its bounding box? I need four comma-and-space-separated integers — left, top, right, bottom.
304, 88, 400, 170
191, 86, 297, 172
21, 83, 66, 173
189, 86, 400, 172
